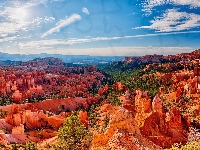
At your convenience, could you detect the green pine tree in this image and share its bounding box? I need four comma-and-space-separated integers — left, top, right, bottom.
57, 113, 90, 150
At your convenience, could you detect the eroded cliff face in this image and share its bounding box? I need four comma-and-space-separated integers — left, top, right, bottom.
140, 110, 188, 148
90, 86, 193, 149
159, 68, 200, 128
0, 101, 86, 145
90, 104, 162, 150
135, 90, 189, 148
5, 104, 49, 129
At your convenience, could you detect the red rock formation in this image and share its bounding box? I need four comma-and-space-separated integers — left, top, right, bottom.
140, 112, 170, 148
167, 107, 182, 129
194, 67, 200, 76
47, 115, 65, 129
140, 106, 188, 148
12, 90, 22, 103
78, 111, 88, 127
166, 108, 188, 145
91, 104, 161, 150
112, 82, 127, 92
135, 90, 151, 113
98, 84, 109, 96
121, 91, 135, 113
12, 124, 24, 134
152, 94, 163, 114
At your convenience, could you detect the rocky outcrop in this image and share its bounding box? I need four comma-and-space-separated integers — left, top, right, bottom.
91, 105, 161, 150
12, 90, 22, 103
140, 107, 188, 148
79, 111, 88, 127
152, 94, 163, 114
134, 90, 152, 127
12, 124, 24, 134
121, 89, 190, 148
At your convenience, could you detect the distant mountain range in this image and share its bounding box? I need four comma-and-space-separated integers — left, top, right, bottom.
1, 49, 199, 65
0, 52, 124, 64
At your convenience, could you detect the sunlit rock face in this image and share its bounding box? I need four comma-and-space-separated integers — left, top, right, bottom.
5, 104, 23, 126
152, 94, 163, 114
47, 115, 66, 129
134, 90, 152, 127
91, 104, 162, 150
123, 90, 190, 148
140, 106, 188, 148
92, 130, 162, 150
3, 97, 91, 133
167, 107, 182, 129
12, 124, 24, 134
92, 105, 139, 148
166, 107, 188, 145
12, 90, 22, 103
79, 111, 88, 127
121, 91, 135, 113
5, 110, 48, 129
5, 104, 48, 129
135, 90, 151, 113
140, 112, 170, 148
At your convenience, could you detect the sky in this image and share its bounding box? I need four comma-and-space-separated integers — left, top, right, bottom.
0, 0, 200, 56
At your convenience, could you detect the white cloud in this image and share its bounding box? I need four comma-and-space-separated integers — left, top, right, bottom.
172, 0, 200, 7
142, 0, 200, 13
0, 0, 55, 38
0, 21, 29, 37
82, 7, 89, 15
32, 16, 55, 25
0, 36, 18, 43
41, 14, 81, 38
0, 15, 55, 38
22, 0, 47, 8
18, 30, 200, 49
136, 9, 200, 32
44, 16, 55, 23
0, 7, 31, 37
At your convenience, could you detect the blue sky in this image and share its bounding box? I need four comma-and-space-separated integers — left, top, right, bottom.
0, 0, 200, 56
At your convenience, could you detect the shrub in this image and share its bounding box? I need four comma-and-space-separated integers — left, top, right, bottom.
24, 142, 37, 150
57, 113, 90, 150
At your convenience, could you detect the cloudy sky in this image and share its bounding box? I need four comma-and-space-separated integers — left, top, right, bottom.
0, 0, 200, 56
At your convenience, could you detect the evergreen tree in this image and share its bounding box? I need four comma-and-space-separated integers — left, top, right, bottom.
57, 113, 90, 150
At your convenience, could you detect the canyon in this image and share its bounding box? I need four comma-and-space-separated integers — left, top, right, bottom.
0, 50, 199, 149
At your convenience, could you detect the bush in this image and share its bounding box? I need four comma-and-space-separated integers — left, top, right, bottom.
165, 141, 200, 150
24, 142, 37, 150
57, 113, 90, 150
